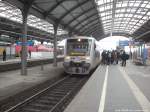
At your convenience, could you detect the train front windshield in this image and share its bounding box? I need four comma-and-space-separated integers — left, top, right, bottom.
67, 39, 92, 56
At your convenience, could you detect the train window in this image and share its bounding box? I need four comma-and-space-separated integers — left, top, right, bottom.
67, 39, 92, 56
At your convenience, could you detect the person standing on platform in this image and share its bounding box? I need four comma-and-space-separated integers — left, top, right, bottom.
28, 50, 31, 58
101, 50, 106, 65
3, 49, 6, 61
107, 51, 112, 65
116, 51, 120, 64
121, 51, 129, 67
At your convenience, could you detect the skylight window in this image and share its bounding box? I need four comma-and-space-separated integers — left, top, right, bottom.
146, 4, 150, 8
116, 3, 122, 8
139, 20, 144, 23
101, 13, 105, 17
147, 12, 150, 16
129, 2, 134, 7
99, 7, 105, 12
27, 15, 54, 34
128, 14, 133, 17
134, 2, 141, 7
0, 2, 22, 23
143, 16, 148, 20
120, 8, 126, 12
122, 2, 128, 7
141, 3, 146, 8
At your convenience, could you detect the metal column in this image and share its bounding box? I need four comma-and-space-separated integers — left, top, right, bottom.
53, 24, 58, 67
110, 0, 117, 37
21, 5, 30, 75
140, 44, 143, 58
142, 42, 146, 65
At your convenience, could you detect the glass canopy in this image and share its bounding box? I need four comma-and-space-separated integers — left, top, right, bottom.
1, 0, 150, 37
0, 1, 67, 36
95, 0, 150, 35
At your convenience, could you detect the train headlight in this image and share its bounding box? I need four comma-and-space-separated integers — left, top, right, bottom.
65, 56, 71, 60
78, 38, 81, 42
86, 57, 90, 60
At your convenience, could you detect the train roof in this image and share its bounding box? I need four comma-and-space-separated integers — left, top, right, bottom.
68, 36, 95, 40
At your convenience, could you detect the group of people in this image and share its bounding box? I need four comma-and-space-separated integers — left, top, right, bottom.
101, 50, 129, 66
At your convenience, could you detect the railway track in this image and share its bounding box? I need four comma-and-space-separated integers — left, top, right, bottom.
4, 76, 89, 112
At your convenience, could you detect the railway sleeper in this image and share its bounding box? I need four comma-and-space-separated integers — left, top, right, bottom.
49, 91, 67, 95
52, 89, 69, 92
25, 103, 52, 110
47, 94, 65, 98
22, 108, 48, 112
36, 99, 58, 105
41, 96, 60, 101
56, 86, 76, 90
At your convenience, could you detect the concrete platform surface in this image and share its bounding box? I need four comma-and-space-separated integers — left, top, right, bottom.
64, 61, 150, 112
0, 55, 63, 65
0, 62, 64, 101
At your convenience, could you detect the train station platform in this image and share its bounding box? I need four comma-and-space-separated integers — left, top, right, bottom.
64, 61, 150, 112
0, 56, 64, 72
0, 62, 64, 102
0, 55, 63, 64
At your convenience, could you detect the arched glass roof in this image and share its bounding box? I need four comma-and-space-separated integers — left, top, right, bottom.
27, 15, 54, 34
0, 1, 67, 36
0, 1, 22, 23
95, 0, 150, 35
1, 0, 150, 40
2, 0, 104, 39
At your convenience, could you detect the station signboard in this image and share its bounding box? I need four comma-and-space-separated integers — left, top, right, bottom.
119, 40, 129, 46
16, 40, 34, 46
133, 41, 143, 46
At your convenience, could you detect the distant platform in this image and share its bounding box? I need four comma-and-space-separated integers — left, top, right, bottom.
0, 62, 64, 102
0, 56, 64, 72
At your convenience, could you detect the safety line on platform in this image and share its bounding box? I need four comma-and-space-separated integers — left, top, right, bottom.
98, 65, 109, 112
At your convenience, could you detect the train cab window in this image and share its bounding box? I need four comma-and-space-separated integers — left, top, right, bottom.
67, 39, 92, 56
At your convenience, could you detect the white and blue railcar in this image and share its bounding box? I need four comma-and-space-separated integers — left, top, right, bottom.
63, 36, 100, 75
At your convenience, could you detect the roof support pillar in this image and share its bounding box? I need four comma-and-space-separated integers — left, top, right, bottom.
20, 1, 34, 75
20, 6, 29, 75
111, 0, 117, 37
53, 24, 58, 67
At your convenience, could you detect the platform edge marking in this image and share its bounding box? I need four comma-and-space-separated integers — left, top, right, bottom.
119, 67, 150, 112
98, 65, 109, 112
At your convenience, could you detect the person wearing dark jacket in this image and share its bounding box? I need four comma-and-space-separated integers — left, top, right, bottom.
3, 49, 6, 61
121, 51, 129, 66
